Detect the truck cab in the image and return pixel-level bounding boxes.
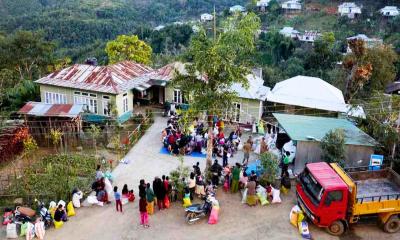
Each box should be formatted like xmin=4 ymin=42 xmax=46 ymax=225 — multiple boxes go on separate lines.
xmin=296 ymin=162 xmax=349 ymax=235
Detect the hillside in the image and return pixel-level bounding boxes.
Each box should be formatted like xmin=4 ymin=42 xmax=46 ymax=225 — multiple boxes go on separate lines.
xmin=0 ymin=0 xmax=246 ymax=62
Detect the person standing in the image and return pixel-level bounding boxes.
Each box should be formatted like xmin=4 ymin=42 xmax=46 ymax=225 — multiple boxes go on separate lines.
xmin=210 ymin=159 xmax=222 ymax=186
xmin=246 ymin=179 xmax=257 ymax=206
xmin=139 ymin=195 xmax=149 ymax=228
xmin=114 ymin=186 xmax=122 ymax=213
xmin=146 ymin=183 xmax=155 ymax=215
xmin=153 ymin=177 xmax=165 ymax=210
xmin=138 ymin=179 xmax=146 ymax=198
xmin=222 ymin=146 xmax=228 ymax=167
xmin=188 ymin=172 xmax=196 ymax=200
xmin=243 ymin=141 xmax=252 ymax=164
xmin=95 ymin=165 xmax=103 ymax=181
xmin=231 ymin=163 xmax=240 ymax=193
xmin=260 ymin=137 xmax=268 ymax=154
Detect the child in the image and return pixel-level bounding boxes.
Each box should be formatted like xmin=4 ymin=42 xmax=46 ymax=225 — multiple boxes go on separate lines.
xmin=139 ymin=196 xmax=149 ymax=228
xmin=114 ymin=186 xmax=122 ymax=212
xmin=128 ymin=190 xmax=135 ymax=202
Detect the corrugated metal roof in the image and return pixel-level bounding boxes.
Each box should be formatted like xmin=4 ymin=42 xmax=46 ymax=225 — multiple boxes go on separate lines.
xmin=35 ymin=61 xmax=153 ymax=94
xmin=18 ymin=102 xmax=85 ymax=118
xmin=273 ymin=113 xmax=377 ymax=146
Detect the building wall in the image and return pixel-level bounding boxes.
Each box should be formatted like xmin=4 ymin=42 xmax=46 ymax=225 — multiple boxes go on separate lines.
xmin=294 ymin=141 xmax=374 ymax=174
xmin=115 ymin=90 xmax=134 ymax=116
xmin=165 ymin=85 xmax=263 ymax=124
xmin=39 ymin=84 xmax=120 ymax=116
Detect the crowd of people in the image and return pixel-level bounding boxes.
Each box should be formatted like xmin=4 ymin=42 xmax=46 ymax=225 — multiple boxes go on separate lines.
xmin=161 ymin=113 xmax=244 ymax=160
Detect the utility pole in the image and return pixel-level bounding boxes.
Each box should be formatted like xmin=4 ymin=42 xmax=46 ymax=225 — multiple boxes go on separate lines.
xmin=213 ymin=5 xmax=217 ymax=41
xmin=391 ymin=110 xmax=400 ymax=169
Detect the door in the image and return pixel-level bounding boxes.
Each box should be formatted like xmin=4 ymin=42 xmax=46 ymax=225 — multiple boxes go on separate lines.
xmin=233 ymin=102 xmax=241 ymax=122
xmin=320 ymin=190 xmax=347 ymax=226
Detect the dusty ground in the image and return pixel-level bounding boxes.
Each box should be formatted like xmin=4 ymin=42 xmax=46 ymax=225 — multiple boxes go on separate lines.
xmin=1 ymin=115 xmax=399 ymax=239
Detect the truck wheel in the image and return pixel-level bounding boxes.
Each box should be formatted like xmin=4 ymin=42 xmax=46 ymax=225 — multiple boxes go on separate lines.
xmin=384 ymin=216 xmax=400 ymax=233
xmin=327 ymin=221 xmax=345 ymax=236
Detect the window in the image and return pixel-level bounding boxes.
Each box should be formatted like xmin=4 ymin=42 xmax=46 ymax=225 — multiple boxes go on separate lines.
xmin=173 ymin=89 xmax=182 ymax=104
xmin=123 ymin=95 xmax=128 ymax=113
xmin=45 ymin=92 xmax=67 ymax=104
xmin=102 ymin=96 xmax=111 ymax=116
xmin=74 ymin=91 xmax=98 ymax=114
xmin=327 ymin=191 xmax=343 ymax=202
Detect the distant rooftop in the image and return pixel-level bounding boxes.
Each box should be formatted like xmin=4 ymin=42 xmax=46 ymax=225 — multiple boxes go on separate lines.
xmin=273 ymin=113 xmax=377 ymax=146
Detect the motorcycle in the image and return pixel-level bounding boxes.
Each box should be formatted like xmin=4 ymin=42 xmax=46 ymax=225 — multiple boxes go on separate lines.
xmin=184 ymin=194 xmax=215 ymax=224
xmin=36 ymin=199 xmax=52 ymax=229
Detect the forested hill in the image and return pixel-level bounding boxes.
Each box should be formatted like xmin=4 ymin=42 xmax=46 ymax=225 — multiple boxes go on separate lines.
xmin=0 ymin=0 xmax=245 ymax=60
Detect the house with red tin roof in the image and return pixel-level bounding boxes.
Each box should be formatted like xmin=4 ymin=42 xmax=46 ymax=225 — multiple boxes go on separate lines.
xmin=35 ymin=61 xmax=153 ymax=122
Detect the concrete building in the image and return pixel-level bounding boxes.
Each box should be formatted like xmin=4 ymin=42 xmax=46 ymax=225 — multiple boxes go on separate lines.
xmin=279 ymin=27 xmax=300 ymax=39
xmin=281 ymin=0 xmax=302 ymax=13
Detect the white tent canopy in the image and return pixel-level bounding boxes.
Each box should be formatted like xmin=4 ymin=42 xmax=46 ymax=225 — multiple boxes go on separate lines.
xmin=267 ymin=75 xmax=348 ymax=112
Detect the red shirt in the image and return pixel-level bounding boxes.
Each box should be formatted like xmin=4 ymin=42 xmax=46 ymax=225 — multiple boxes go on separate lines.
xmin=139 ymin=198 xmax=147 ymax=212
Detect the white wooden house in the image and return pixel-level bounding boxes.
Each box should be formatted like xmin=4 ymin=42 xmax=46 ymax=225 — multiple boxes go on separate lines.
xmin=338 ymin=2 xmax=362 ymax=19
xmin=346 ymin=34 xmax=383 ymax=54
xmin=279 ymin=27 xmax=300 ymax=39
xmin=299 ymin=31 xmax=321 ymax=43
xmin=200 ymin=13 xmax=213 ymax=22
xmin=257 ymin=0 xmax=271 ymax=11
xmin=379 ymin=6 xmax=399 ymax=17
xmin=281 ymin=0 xmax=302 ymax=13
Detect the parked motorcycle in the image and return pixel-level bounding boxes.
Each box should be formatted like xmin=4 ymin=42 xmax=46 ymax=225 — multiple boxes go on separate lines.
xmin=185 ymin=194 xmax=215 ymax=224
xmin=36 ymin=199 xmax=52 ymax=229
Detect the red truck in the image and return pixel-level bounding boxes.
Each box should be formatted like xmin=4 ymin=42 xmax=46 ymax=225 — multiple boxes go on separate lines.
xmin=296 ymin=162 xmax=400 ymax=236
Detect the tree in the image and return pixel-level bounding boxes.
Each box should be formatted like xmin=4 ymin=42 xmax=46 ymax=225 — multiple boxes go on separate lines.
xmin=105 ymin=35 xmax=152 ymax=64
xmin=357 ymin=92 xmax=400 ymax=166
xmin=22 ymin=135 xmax=38 ymax=165
xmin=49 ymin=128 xmax=63 ymax=153
xmin=320 ymin=129 xmax=346 ymax=167
xmin=260 ymin=152 xmax=279 ymax=183
xmin=173 ymin=13 xmax=261 ymax=166
xmin=0 ymin=31 xmax=55 ymax=80
xmin=363 ymin=45 xmax=398 ymax=94
xmin=88 ymin=124 xmax=101 ymax=155
xmin=343 ymin=39 xmax=373 ymax=102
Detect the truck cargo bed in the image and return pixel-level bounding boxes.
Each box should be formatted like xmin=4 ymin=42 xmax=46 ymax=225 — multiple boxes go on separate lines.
xmin=349 ymin=169 xmax=400 ymax=202
xmin=355 ymin=179 xmax=400 ymax=201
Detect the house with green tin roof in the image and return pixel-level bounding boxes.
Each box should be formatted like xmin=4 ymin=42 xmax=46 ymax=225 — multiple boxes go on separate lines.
xmin=273 ymin=113 xmax=377 ymax=174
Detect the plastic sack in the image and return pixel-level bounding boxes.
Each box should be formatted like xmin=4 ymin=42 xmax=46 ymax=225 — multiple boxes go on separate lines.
xmin=208 ymin=207 xmax=219 ymax=224
xmin=6 ymin=223 xmax=18 ymax=239
xmin=2 ymin=211 xmax=13 ymax=225
xmin=281 ymin=186 xmax=289 ymax=194
xmin=87 ymin=195 xmax=100 ymax=205
xmin=67 ymin=201 xmax=75 ymax=217
xmin=72 ymin=191 xmax=83 ymax=208
xmin=104 ymin=178 xmax=113 ymax=198
xmin=57 ymin=200 xmax=66 ymax=208
xmin=256 ymin=192 xmax=269 ymax=206
xmin=54 ymin=221 xmax=63 ymax=229
xmin=34 ymin=221 xmax=45 ymax=240
xmin=164 ymin=196 xmax=170 ymax=209
xmin=241 ymin=188 xmax=248 ymax=204
xmin=271 ymin=188 xmax=282 ymax=203
xmin=26 ymin=222 xmax=35 ymax=240
xmin=121 ymin=197 xmax=129 ymax=205
xmin=182 ymin=197 xmax=192 ymax=208
xmin=20 ymin=222 xmax=28 ymax=236
xmin=104 ymin=171 xmax=114 ymax=182
xmin=289 ymin=205 xmax=301 ymax=227
xmin=238 ymin=143 xmax=243 ymax=151
xmin=298 ymin=220 xmax=311 ymax=239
